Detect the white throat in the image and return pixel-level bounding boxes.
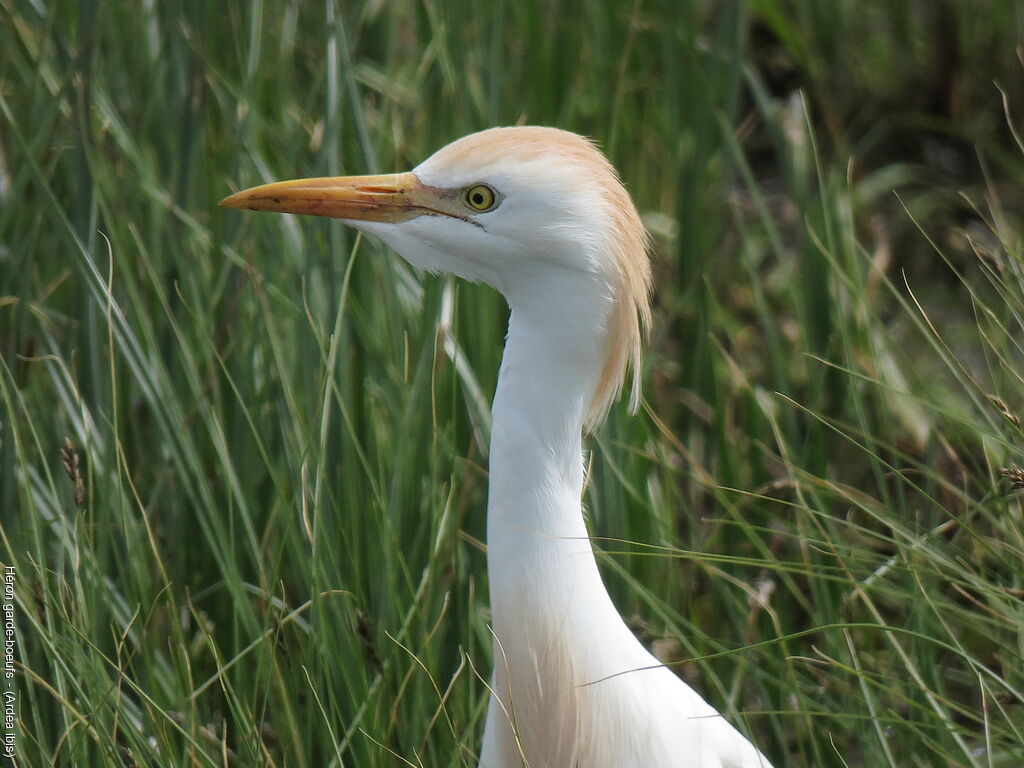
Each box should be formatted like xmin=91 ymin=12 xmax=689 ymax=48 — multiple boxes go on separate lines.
xmin=486 ymin=275 xmax=609 ymax=586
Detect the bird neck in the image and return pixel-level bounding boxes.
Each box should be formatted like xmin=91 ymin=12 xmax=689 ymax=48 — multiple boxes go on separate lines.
xmin=486 ymin=277 xmax=611 ymax=614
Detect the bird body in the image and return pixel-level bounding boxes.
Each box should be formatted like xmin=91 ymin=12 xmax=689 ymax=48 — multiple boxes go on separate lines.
xmin=223 ymin=126 xmax=774 ymax=768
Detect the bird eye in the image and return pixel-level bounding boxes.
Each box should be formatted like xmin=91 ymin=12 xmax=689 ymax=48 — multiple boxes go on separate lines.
xmin=462 ymin=184 xmax=498 ymax=212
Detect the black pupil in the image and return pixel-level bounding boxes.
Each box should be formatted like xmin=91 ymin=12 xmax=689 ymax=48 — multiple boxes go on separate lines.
xmin=472 ymin=191 xmax=485 ymax=206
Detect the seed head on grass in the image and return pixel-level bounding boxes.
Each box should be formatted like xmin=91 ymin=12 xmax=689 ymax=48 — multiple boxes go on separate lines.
xmin=998 ymin=465 xmax=1024 ymax=491
xmin=60 ymin=436 xmax=85 ymax=508
xmin=987 ymin=393 xmax=1021 ymax=429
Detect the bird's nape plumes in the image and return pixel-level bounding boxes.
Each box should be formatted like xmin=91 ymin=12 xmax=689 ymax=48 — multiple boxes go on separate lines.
xmin=584 ymin=148 xmax=652 ymax=429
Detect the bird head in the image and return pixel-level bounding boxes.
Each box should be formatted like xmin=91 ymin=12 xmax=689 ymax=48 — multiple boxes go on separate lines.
xmin=221 ymin=126 xmax=651 ymax=425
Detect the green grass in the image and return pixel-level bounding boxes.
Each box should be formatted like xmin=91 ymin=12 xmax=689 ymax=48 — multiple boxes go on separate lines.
xmin=2 ymin=1 xmax=1023 ymax=766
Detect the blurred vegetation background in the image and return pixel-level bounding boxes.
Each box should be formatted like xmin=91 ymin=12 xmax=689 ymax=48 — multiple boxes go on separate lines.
xmin=2 ymin=1 xmax=1023 ymax=766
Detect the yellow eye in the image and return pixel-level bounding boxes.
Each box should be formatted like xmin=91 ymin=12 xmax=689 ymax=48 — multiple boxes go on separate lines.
xmin=462 ymin=184 xmax=498 ymax=212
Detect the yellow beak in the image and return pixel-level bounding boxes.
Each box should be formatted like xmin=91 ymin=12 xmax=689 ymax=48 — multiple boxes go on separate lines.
xmin=219 ymin=172 xmax=434 ymax=222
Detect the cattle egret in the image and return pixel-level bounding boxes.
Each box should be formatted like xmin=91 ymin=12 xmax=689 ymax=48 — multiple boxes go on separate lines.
xmin=222 ymin=126 xmax=774 ymax=768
